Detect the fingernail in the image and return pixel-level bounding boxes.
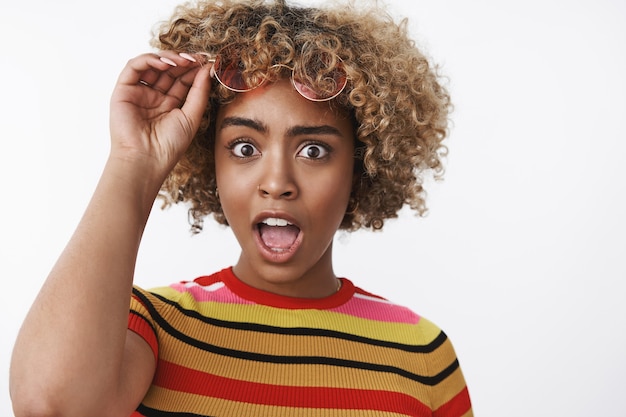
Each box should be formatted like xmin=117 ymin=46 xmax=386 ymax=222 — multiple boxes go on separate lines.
xmin=179 ymin=52 xmax=197 ymax=63
xmin=160 ymin=57 xmax=178 ymax=67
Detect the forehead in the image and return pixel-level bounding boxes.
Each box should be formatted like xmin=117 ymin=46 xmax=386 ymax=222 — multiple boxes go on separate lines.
xmin=215 ymin=79 xmax=354 ymax=135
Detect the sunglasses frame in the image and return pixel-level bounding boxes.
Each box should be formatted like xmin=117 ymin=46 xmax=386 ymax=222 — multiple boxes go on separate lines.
xmin=201 ymin=52 xmax=348 ymax=102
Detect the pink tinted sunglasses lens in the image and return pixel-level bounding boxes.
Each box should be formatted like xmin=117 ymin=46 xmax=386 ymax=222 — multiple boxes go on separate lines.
xmin=214 ymin=55 xmax=347 ymax=101
xmin=213 ymin=55 xmax=252 ymax=92
xmin=292 ymin=69 xmax=347 ymax=101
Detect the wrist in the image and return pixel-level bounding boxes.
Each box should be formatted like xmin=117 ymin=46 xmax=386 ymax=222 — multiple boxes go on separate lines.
xmin=100 ymin=154 xmax=170 ymax=214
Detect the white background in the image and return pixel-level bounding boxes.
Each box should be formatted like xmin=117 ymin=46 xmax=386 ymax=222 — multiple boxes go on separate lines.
xmin=1 ymin=0 xmax=625 ymax=415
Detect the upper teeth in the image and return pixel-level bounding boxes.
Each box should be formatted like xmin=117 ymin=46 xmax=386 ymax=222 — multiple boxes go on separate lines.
xmin=262 ymin=218 xmax=291 ymax=226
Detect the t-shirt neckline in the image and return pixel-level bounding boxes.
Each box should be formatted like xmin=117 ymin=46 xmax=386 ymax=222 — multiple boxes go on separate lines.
xmin=219 ymin=267 xmax=355 ymax=310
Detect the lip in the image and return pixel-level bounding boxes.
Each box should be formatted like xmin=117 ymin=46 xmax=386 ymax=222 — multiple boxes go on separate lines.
xmin=252 ymin=210 xmax=303 ymax=263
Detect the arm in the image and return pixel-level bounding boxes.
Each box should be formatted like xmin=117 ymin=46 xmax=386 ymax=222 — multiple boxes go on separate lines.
xmin=9 ymin=51 xmax=212 ymax=417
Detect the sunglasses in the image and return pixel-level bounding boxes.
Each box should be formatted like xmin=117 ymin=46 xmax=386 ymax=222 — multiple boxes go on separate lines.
xmin=201 ymin=52 xmax=348 ymax=102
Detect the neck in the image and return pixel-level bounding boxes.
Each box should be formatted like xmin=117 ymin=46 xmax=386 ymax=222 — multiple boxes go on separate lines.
xmin=232 ymin=246 xmax=339 ymax=298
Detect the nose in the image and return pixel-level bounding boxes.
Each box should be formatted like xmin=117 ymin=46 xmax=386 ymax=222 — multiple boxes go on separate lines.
xmin=257 ymin=154 xmax=298 ymax=199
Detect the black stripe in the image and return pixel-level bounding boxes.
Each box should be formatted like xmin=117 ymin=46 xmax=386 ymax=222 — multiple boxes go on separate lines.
xmin=136 ymin=403 xmax=213 ymax=417
xmin=133 ymin=288 xmax=446 ymax=353
xmin=129 ymin=309 xmax=159 ymax=340
xmin=132 ymin=289 xmax=458 ymax=386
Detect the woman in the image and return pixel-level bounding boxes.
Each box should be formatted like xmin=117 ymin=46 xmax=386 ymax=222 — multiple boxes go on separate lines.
xmin=10 ymin=0 xmax=472 ymax=415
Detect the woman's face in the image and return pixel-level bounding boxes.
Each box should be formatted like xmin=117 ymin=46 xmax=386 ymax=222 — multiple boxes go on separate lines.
xmin=214 ymin=79 xmax=355 ymax=298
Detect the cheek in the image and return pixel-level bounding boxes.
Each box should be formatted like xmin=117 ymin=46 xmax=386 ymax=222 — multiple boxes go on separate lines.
xmin=215 ymin=165 xmax=252 ymax=224
xmin=214 ymin=148 xmax=255 ymax=195
xmin=308 ymin=167 xmax=353 ymax=214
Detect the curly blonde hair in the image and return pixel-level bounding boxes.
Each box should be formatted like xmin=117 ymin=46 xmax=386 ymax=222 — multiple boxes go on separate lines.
xmin=154 ymin=0 xmax=451 ymax=232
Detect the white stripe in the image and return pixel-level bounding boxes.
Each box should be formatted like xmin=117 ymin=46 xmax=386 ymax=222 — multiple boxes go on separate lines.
xmin=353 ymin=292 xmax=395 ymax=305
xmin=183 ymin=281 xmax=225 ymax=292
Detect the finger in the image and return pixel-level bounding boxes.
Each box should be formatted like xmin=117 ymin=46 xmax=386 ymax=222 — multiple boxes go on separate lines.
xmin=148 ymin=68 xmax=178 ymax=96
xmin=162 ymin=67 xmax=200 ymax=103
xmin=142 ymin=70 xmax=197 ymax=106
xmin=117 ymin=51 xmax=199 ymax=90
xmin=182 ymin=52 xmax=217 ymax=66
xmin=116 ymin=53 xmax=173 ymax=86
xmin=179 ymin=64 xmax=213 ymax=131
xmin=158 ymin=50 xmax=200 ymax=69
xmin=143 ymin=51 xmax=207 ymax=96
xmin=137 ymin=70 xmax=160 ymax=88
xmin=144 ymin=61 xmax=203 ymax=103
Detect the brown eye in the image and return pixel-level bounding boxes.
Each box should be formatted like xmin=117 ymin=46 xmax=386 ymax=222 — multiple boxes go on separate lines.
xmin=231 ymin=142 xmax=259 ymax=158
xmin=241 ymin=144 xmax=254 ymax=156
xmin=298 ymin=143 xmax=329 ymax=159
xmin=307 ymin=146 xmax=321 ymax=158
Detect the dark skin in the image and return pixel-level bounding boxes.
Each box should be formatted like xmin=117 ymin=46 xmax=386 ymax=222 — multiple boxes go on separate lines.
xmin=10 ymin=51 xmax=212 ymax=417
xmin=11 ymin=47 xmax=358 ymax=416
xmin=214 ymin=79 xmax=355 ymax=298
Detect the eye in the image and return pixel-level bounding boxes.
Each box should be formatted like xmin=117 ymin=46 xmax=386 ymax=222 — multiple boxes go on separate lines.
xmin=298 ymin=143 xmax=330 ymax=160
xmin=230 ymin=141 xmax=260 ymax=158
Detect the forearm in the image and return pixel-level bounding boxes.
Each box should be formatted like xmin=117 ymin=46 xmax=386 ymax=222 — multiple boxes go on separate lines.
xmin=10 ymin=50 xmax=211 ymax=416
xmin=10 ymin=156 xmax=164 ymax=415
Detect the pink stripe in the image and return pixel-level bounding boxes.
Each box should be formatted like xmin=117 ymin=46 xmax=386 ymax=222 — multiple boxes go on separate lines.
xmin=169 ymin=282 xmax=256 ymax=305
xmin=169 ymin=282 xmax=419 ymax=324
xmin=330 ymin=294 xmax=420 ymax=324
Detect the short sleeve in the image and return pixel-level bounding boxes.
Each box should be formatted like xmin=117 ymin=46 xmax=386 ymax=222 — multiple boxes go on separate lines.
xmin=428 ymin=327 xmax=473 ymax=417
xmin=128 ymin=286 xmax=159 ymax=362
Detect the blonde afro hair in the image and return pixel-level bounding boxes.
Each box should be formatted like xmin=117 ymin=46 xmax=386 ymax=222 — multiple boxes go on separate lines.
xmin=155 ymin=0 xmax=451 ymax=232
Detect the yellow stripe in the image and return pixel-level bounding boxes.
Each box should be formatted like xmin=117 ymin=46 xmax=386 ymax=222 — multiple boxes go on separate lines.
xmin=158 ymin=341 xmax=433 ymax=396
xmin=430 ymin=367 xmax=470 ymax=410
xmin=132 ymin=287 xmax=470 ymax=416
xmin=145 ymin=287 xmax=442 ymax=345
xmin=155 ymin=320 xmax=456 ymax=377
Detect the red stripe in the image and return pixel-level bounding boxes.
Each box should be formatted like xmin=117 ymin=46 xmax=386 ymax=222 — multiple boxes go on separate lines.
xmin=433 ymin=386 xmax=472 ymax=417
xmin=214 ymin=267 xmax=355 ymax=310
xmin=128 ymin=311 xmax=158 ymax=361
xmin=155 ymin=359 xmax=432 ymax=415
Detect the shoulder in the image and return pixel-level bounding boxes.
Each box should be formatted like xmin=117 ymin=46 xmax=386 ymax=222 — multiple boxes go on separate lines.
xmin=131 ymin=268 xmax=231 ymax=308
xmin=337 ymin=283 xmax=450 ymax=348
xmin=350 ymin=284 xmax=442 ymax=331
xmin=350 ymin=287 xmax=472 ymax=412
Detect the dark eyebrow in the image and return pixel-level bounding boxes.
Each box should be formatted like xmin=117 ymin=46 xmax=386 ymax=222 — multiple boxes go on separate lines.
xmin=219 ymin=116 xmax=268 ymax=133
xmin=286 ymin=125 xmax=343 ymax=138
xmin=219 ymin=116 xmax=343 ymax=138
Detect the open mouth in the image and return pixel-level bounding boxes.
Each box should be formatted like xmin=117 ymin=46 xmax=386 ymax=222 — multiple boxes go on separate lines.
xmin=257 ymin=217 xmax=301 ymax=252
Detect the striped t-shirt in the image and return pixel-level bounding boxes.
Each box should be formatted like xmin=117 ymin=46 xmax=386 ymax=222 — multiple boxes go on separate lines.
xmin=128 ymin=267 xmax=472 ymax=416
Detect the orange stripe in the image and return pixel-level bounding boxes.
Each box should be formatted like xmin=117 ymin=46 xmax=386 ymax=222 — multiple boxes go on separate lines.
xmin=137 ymin=387 xmax=429 ymax=417
xmin=154 ymin=359 xmax=432 ymax=415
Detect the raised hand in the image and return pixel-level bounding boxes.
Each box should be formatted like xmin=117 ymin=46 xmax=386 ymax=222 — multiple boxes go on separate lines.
xmin=10 ymin=52 xmax=215 ymax=417
xmin=109 ymin=51 xmax=212 ymax=178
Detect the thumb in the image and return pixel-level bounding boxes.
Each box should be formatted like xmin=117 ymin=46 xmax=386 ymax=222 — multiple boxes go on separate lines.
xmin=180 ymin=64 xmax=213 ymax=133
